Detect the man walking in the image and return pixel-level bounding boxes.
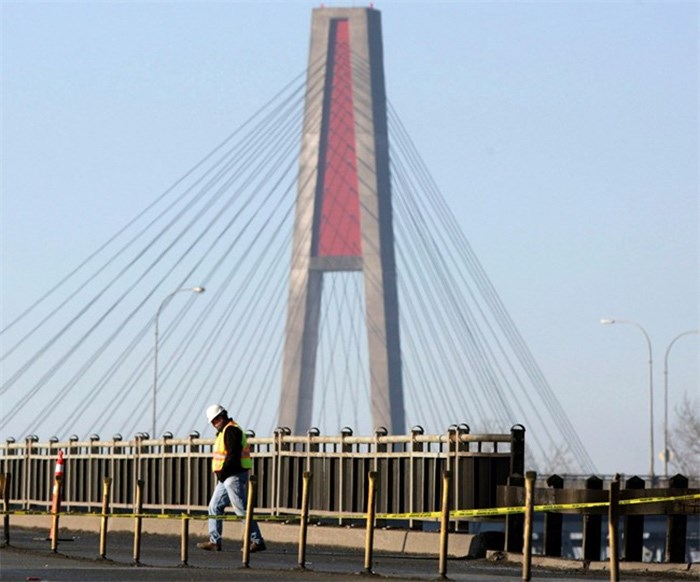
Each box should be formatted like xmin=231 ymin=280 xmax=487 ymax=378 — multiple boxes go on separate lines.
xmin=197 ymin=404 xmax=266 ymax=552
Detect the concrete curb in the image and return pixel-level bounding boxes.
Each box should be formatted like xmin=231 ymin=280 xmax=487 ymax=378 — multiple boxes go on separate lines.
xmin=486 ymin=550 xmax=700 ymax=578
xmin=7 ymin=514 xmax=479 ymax=558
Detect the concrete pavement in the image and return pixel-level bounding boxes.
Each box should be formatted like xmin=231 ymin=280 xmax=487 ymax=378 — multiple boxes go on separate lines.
xmin=2 ymin=523 xmax=699 ymax=582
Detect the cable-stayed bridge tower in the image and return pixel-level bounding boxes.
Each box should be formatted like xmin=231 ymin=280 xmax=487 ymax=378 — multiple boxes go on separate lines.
xmin=1 ymin=5 xmax=598 ymax=474
xmin=279 ymin=7 xmax=404 ymax=435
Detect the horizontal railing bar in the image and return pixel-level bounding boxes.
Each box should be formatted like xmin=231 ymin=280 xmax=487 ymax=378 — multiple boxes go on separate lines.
xmin=1 ymin=432 xmax=513 ymax=451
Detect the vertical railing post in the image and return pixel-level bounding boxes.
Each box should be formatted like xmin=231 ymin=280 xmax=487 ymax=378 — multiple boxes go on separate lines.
xmin=272 ymin=428 xmax=285 ymax=517
xmin=582 ymin=475 xmax=603 ymax=561
xmin=505 ymin=474 xmax=524 ymax=553
xmin=47 ymin=438 xmax=58 ymax=512
xmin=623 ymin=476 xmax=645 ymax=562
xmin=66 ymin=435 xmax=80 ymax=512
xmin=134 ymin=435 xmax=142 ymax=508
xmin=454 ymin=424 xmax=470 ymax=533
xmin=306 ymin=428 xmax=319 ymax=473
xmin=339 ymin=427 xmax=353 ymax=524
xmin=665 ymin=474 xmax=688 ymax=563
xmin=186 ymin=431 xmax=198 ymax=514
xmin=409 ymin=425 xmax=424 ymax=531
xmin=88 ymin=434 xmax=100 ymax=512
xmin=1 ymin=473 xmax=10 ymax=546
xmin=160 ymin=434 xmax=171 ymax=514
xmin=23 ymin=436 xmax=36 ymax=511
xmin=544 ymin=474 xmax=563 ymax=557
xmin=374 ymin=427 xmax=388 ymax=524
xmin=509 ymin=425 xmax=526 ymax=477
xmin=446 ymin=425 xmax=457 ymax=473
xmin=110 ymin=435 xmax=122 ymax=510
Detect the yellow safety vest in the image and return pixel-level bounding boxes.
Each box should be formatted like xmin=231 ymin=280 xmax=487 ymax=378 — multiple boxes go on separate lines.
xmin=212 ymin=420 xmax=252 ymax=472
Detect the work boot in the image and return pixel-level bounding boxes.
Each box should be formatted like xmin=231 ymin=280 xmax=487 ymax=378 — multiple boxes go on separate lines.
xmin=196 ymin=541 xmax=221 ymax=551
xmin=249 ymin=541 xmax=267 ymax=553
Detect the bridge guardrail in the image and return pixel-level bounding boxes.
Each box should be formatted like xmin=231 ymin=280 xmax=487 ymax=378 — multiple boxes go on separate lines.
xmin=0 ymin=425 xmax=522 ymax=524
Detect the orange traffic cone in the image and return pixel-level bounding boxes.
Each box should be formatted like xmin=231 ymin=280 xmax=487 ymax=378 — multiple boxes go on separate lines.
xmin=54 ymin=450 xmax=65 ymax=479
xmin=48 ymin=450 xmax=64 ymax=545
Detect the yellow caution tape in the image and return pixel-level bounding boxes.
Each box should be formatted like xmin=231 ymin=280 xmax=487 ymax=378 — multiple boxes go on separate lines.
xmin=3 ymin=493 xmax=698 ymax=521
xmin=2 ymin=509 xmax=290 ymax=522
xmin=379 ymin=492 xmax=700 ymax=520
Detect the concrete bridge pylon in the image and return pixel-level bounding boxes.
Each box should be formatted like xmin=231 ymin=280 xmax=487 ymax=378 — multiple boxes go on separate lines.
xmin=279 ymin=7 xmax=405 ymax=435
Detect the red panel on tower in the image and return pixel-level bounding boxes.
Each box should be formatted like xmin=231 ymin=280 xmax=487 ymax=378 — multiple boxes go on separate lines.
xmin=317 ymin=19 xmax=362 ymax=257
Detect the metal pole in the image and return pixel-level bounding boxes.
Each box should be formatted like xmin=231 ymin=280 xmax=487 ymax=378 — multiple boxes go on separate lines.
xmin=180 ymin=516 xmax=189 ymax=566
xmin=663 ymin=330 xmax=699 ymax=479
xmin=242 ymin=474 xmax=257 ymax=568
xmin=152 ymin=312 xmax=159 ymax=440
xmin=152 ymin=287 xmax=205 ymax=438
xmin=608 ymin=474 xmax=620 ymax=582
xmin=133 ymin=479 xmax=144 ymax=564
xmin=364 ymin=471 xmax=378 ymax=574
xmin=601 ymin=319 xmax=655 ymax=479
xmin=298 ymin=471 xmax=312 ymax=569
xmin=522 ymin=471 xmax=536 ymax=582
xmin=438 ymin=470 xmax=451 ymax=579
xmin=99 ymin=477 xmax=112 ymax=559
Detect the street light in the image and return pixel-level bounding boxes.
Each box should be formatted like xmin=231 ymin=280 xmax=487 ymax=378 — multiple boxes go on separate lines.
xmin=153 ymin=286 xmax=205 ymax=438
xmin=600 ymin=318 xmax=655 ymax=480
xmin=663 ymin=329 xmax=699 ymax=478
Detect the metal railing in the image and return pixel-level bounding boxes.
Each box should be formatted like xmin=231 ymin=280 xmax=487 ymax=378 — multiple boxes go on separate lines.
xmin=0 ymin=425 xmax=524 ymax=521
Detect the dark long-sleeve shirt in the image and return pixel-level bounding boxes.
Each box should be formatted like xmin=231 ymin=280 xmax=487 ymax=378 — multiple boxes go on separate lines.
xmin=217 ymin=421 xmax=246 ymax=482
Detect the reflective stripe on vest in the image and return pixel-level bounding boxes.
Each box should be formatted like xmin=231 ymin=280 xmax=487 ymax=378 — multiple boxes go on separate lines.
xmin=212 ymin=421 xmax=253 ymax=472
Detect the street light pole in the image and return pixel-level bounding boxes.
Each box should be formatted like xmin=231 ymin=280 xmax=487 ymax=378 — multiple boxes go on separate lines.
xmin=663 ymin=329 xmax=699 ymax=478
xmin=153 ymin=286 xmax=205 ymax=438
xmin=600 ymin=318 xmax=655 ymax=480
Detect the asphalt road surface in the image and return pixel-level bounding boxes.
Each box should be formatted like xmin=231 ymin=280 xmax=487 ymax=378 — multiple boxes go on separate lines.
xmin=0 ymin=527 xmax=694 ymax=581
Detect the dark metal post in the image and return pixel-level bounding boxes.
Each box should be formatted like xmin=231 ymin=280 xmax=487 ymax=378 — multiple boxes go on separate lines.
xmin=505 ymin=474 xmax=524 ymax=553
xmin=455 ymin=423 xmax=470 ymax=534
xmin=409 ymin=425 xmax=424 ymax=531
xmin=510 ymin=425 xmax=526 ymax=476
xmin=623 ymin=476 xmax=645 ymax=562
xmin=505 ymin=426 xmax=525 ymax=554
xmin=665 ymin=474 xmax=688 ymax=563
xmin=2 ymin=473 xmax=10 ymax=546
xmin=544 ymin=474 xmax=563 ymax=557
xmin=582 ymin=476 xmax=603 ymax=561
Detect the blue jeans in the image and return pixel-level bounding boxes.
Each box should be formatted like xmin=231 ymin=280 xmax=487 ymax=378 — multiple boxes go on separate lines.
xmin=207 ymin=471 xmax=263 ymax=546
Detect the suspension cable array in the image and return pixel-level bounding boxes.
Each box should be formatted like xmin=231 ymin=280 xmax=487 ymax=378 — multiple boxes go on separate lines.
xmin=0 ymin=49 xmax=595 ymax=474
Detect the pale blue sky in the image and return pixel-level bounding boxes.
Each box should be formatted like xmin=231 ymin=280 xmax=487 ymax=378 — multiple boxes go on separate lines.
xmin=1 ymin=1 xmax=698 ymax=476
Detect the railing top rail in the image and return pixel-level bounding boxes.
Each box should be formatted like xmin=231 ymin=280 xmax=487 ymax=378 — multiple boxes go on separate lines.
xmin=0 ymin=431 xmax=514 ymax=452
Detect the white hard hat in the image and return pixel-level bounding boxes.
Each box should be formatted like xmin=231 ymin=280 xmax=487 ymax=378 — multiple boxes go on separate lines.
xmin=206 ymin=404 xmax=226 ymax=423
